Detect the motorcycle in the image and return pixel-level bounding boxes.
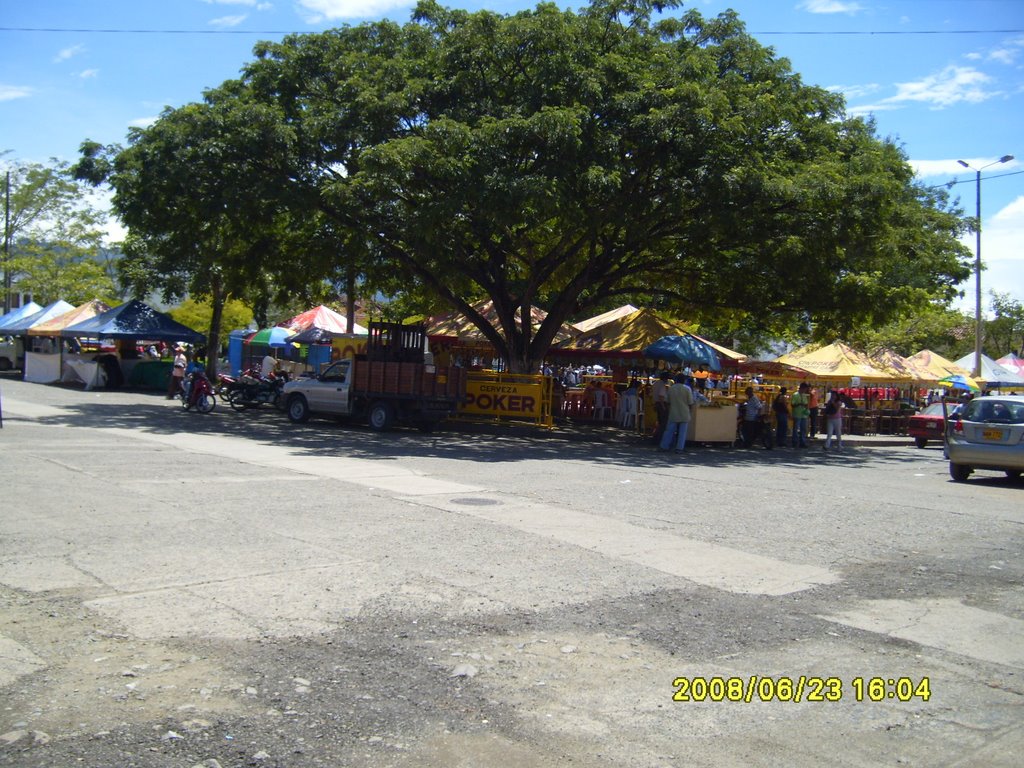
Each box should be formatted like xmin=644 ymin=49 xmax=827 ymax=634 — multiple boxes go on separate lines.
xmin=226 ymin=371 xmax=289 ymax=412
xmin=181 ymin=370 xmax=217 ymax=413
xmin=216 ymin=371 xmax=241 ymax=399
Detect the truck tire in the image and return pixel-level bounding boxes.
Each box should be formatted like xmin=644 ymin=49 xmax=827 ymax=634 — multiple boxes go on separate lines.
xmin=0 ymin=357 xmax=11 ymax=372
xmin=368 ymin=401 xmax=395 ymax=431
xmin=287 ymin=394 xmax=311 ymax=423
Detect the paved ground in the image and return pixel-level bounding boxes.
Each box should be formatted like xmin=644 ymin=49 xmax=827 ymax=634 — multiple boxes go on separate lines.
xmin=0 ymin=375 xmax=1022 ymax=767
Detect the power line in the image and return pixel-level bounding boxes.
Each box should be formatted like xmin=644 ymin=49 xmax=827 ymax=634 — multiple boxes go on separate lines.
xmin=0 ymin=25 xmax=1022 ymax=36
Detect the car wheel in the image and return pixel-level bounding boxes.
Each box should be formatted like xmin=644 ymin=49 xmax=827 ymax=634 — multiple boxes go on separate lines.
xmin=368 ymin=401 xmax=395 ymax=431
xmin=949 ymin=463 xmax=972 ymax=482
xmin=287 ymin=394 xmax=310 ymax=423
xmin=1005 ymin=470 xmax=1022 ymax=480
xmin=914 ymin=437 xmax=927 ymax=448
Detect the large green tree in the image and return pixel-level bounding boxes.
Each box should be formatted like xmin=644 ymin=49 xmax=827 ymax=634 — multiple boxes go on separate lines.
xmin=239 ymin=0 xmax=969 ymax=370
xmin=77 ymin=0 xmax=971 ymax=372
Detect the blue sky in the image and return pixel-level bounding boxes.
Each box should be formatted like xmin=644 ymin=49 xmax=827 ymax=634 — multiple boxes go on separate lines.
xmin=2 ymin=0 xmax=1022 ymax=313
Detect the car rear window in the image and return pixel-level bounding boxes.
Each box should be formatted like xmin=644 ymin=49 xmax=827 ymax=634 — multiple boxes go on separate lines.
xmin=962 ymin=400 xmax=1024 ymax=424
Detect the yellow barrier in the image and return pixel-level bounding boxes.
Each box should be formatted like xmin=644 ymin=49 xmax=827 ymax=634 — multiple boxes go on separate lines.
xmin=457 ymin=371 xmax=554 ymax=428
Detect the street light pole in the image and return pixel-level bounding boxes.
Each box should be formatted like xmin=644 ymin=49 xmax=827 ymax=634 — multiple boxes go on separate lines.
xmin=957 ymin=155 xmax=1014 ymax=379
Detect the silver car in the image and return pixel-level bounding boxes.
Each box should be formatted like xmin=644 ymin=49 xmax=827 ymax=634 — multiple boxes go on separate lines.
xmin=946 ymin=395 xmax=1024 ymax=482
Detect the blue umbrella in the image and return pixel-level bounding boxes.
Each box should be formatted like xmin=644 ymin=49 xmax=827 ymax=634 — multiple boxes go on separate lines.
xmin=642 ymin=335 xmax=722 ymax=371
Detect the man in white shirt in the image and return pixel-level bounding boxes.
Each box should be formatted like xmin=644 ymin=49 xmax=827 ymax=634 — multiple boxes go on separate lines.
xmin=261 ymin=354 xmax=278 ymax=380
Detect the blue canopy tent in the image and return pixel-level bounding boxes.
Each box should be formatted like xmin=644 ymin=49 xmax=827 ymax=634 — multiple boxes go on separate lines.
xmin=61 ymin=299 xmax=204 ymax=344
xmin=59 ymin=300 xmax=205 ymax=390
xmin=642 ymin=335 xmax=722 ymax=372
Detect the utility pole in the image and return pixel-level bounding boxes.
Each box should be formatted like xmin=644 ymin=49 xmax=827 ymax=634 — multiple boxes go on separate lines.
xmin=3 ymin=170 xmax=10 ymax=315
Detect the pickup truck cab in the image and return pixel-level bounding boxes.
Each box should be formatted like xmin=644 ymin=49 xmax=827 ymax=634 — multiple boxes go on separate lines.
xmin=284 ymin=359 xmax=355 ymax=422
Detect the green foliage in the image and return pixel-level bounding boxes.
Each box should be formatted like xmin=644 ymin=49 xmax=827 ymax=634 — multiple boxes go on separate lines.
xmin=169 ymin=297 xmax=254 ymax=336
xmin=986 ymin=293 xmax=1024 ymax=356
xmin=74 ymin=1 xmax=973 ymax=372
xmin=847 ymin=303 xmax=975 ymax=360
xmin=8 ymin=244 xmax=115 ymax=306
xmin=2 ymin=157 xmax=116 ymax=309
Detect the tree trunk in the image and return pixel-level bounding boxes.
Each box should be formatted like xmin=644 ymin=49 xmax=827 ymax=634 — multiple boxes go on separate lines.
xmin=345 ymin=266 xmax=356 ymax=332
xmin=205 ymin=272 xmax=225 ymax=379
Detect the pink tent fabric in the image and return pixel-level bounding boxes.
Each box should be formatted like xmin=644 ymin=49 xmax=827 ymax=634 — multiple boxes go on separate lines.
xmin=996 ymin=352 xmax=1024 ymax=377
xmin=285 ymin=305 xmax=367 ymax=335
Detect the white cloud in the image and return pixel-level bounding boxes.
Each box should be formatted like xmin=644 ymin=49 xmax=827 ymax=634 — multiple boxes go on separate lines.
xmin=210 ymin=14 xmax=248 ymax=27
xmin=77 ymin=69 xmax=100 ymax=79
xmin=827 ymin=83 xmax=881 ymax=100
xmin=952 ymin=195 xmax=1024 ymax=314
xmin=296 ymin=0 xmax=413 ymax=23
xmin=883 ymin=65 xmax=999 ymax=109
xmin=129 ymin=116 xmax=160 ymax=129
xmin=797 ymin=0 xmax=864 ymax=14
xmin=54 ymin=44 xmax=86 ymax=63
xmin=0 ymin=84 xmax=32 ymax=101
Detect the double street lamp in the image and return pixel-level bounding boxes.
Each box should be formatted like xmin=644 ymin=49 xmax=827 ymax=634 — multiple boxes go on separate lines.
xmin=957 ymin=155 xmax=1014 ymax=379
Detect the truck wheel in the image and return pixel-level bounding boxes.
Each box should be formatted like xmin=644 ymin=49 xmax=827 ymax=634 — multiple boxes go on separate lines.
xmin=287 ymin=394 xmax=311 ymax=423
xmin=0 ymin=357 xmax=11 ymax=372
xmin=368 ymin=401 xmax=395 ymax=431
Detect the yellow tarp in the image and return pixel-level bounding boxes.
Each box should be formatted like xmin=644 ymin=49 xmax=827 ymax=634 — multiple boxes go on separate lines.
xmin=905 ymin=349 xmax=973 ymax=382
xmin=572 ymin=304 xmax=640 ymax=334
xmin=26 ymin=299 xmax=111 ymax=336
xmin=427 ymin=299 xmax=576 ymax=344
xmin=775 ymin=341 xmax=907 ymax=381
xmin=558 ymin=308 xmax=691 ymax=352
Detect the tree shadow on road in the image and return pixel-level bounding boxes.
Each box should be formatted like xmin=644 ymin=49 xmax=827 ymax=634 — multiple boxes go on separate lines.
xmin=9 ymin=382 xmax=971 ymax=477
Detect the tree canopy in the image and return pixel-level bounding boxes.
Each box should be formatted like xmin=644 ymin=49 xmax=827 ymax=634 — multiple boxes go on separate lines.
xmin=76 ymin=0 xmax=971 ymax=372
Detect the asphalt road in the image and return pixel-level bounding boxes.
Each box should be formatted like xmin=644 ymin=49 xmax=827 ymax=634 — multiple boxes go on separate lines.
xmin=1 ymin=376 xmax=1022 ymax=767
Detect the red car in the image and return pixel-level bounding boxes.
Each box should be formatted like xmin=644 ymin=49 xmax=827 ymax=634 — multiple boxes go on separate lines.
xmin=908 ymin=402 xmax=951 ymax=448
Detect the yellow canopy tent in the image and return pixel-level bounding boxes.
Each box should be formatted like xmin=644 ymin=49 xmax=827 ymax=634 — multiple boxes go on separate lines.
xmin=905 ymin=349 xmax=973 ymax=382
xmin=427 ymin=299 xmax=577 ymax=344
xmin=775 ymin=341 xmax=908 ymax=382
xmin=572 ymin=304 xmax=640 ymax=334
xmin=865 ymin=348 xmax=938 ymax=383
xmin=557 ymin=307 xmax=691 ymax=353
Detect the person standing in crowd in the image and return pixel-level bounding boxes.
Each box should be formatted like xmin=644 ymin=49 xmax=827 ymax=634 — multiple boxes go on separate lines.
xmin=790 ymin=382 xmax=810 ymax=448
xmin=659 ymin=374 xmax=695 ymax=453
xmin=807 ymin=386 xmax=820 ymax=438
xmin=740 ymin=386 xmax=764 ymax=449
xmin=772 ymin=387 xmax=790 ymax=447
xmin=651 ymin=371 xmax=671 ymax=444
xmin=824 ymin=390 xmax=844 ymax=451
xmin=166 ymin=345 xmax=187 ymax=399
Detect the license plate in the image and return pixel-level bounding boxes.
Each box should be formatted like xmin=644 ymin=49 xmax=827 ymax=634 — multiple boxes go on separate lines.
xmin=982 ymin=428 xmax=1004 ymax=441
xmin=927 ymin=422 xmax=940 ymax=430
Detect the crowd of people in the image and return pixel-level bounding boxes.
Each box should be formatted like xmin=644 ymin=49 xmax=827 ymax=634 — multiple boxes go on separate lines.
xmin=739 ymin=382 xmax=850 ymax=451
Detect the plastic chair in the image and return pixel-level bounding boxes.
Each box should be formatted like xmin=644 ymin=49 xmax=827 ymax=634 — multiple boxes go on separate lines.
xmin=620 ymin=393 xmax=643 ymax=429
xmin=592 ymin=388 xmax=613 ymax=420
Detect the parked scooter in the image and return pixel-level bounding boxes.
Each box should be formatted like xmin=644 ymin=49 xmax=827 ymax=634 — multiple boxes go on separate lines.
xmin=181 ymin=370 xmax=217 ymax=413
xmin=227 ymin=371 xmax=289 ymax=412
